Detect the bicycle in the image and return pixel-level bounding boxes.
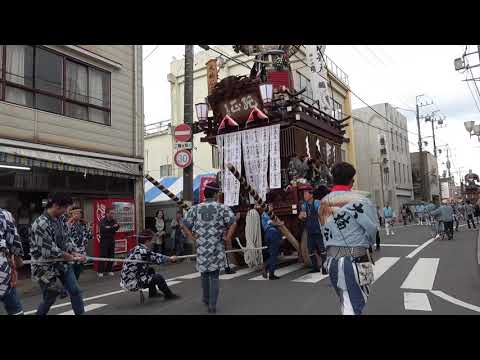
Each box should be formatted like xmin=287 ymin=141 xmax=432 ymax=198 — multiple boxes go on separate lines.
xmin=430 ymin=219 xmax=447 ymax=241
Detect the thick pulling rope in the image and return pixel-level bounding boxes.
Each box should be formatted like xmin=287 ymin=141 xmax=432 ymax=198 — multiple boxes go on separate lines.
xmin=243 ymin=210 xmax=264 ymax=267
xmin=226 ymin=163 xmax=300 ymax=252
xmin=145 ymin=174 xmax=190 ymax=210
xmin=22 ymin=247 xmax=267 ymax=265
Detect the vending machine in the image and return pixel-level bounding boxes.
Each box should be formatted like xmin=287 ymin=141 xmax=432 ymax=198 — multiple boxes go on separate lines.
xmin=92 ymin=198 xmax=136 ymax=272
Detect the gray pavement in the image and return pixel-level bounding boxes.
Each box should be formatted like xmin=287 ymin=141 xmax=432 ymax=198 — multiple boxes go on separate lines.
xmin=4 ymin=222 xmax=480 ymax=315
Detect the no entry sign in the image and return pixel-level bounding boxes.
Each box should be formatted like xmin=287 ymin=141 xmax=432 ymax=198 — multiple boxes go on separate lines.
xmin=174 ymin=149 xmax=192 ymax=168
xmin=174 ymin=124 xmax=192 ymax=142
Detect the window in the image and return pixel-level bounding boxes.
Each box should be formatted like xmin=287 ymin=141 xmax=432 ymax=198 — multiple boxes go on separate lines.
xmin=395 ymin=131 xmax=399 ymax=152
xmin=295 ymin=71 xmax=313 ymax=105
xmin=159 ymin=165 xmax=172 ymax=177
xmin=333 ymin=100 xmax=343 ymax=120
xmin=403 ymin=164 xmax=406 ymax=184
xmin=0 ymin=45 xmax=111 ymax=125
xmin=391 ymin=128 xmax=394 ymax=150
xmin=393 ymin=160 xmax=397 ymax=183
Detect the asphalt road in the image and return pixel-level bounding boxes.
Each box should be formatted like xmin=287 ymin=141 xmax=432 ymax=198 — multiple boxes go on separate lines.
xmin=7 ymin=222 xmax=480 ymax=315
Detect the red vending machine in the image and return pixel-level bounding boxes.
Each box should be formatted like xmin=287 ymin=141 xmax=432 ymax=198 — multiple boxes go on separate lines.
xmin=92 ymin=198 xmax=136 ymax=272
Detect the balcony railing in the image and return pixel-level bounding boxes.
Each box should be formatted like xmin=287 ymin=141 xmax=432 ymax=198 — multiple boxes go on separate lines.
xmin=144 ymin=120 xmax=171 ymax=136
xmin=324 ymin=54 xmax=349 ymax=87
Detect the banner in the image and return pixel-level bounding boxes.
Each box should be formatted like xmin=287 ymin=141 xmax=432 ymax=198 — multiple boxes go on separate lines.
xmin=269 ymin=124 xmax=281 ymax=189
xmin=221 ymin=132 xmax=242 ymax=206
xmin=305 ymin=45 xmax=333 ymax=115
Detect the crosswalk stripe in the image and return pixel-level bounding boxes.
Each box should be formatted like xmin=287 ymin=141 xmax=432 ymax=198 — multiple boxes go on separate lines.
xmin=57 ymin=303 xmax=107 ymax=315
xmin=292 ymin=272 xmax=329 ymax=283
xmin=401 ymin=258 xmax=439 ymax=290
xmin=404 ymin=292 xmax=432 ymax=311
xmin=380 ymin=244 xmax=418 ymax=247
xmin=219 ymin=267 xmax=258 ymax=280
xmin=249 ymin=263 xmax=303 ymax=281
xmin=373 ymin=257 xmax=400 ymax=283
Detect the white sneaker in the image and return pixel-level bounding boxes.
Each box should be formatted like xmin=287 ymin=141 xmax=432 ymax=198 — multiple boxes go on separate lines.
xmin=97 ymin=273 xmax=104 ymax=278
xmin=108 ymin=272 xmax=115 ymax=276
xmin=391 ymin=232 xmax=395 ymax=235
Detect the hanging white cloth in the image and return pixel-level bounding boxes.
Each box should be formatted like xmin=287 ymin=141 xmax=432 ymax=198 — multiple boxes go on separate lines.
xmin=242 ymin=127 xmax=270 ymax=203
xmin=216 ymin=134 xmax=224 ymax=190
xmin=269 ymin=124 xmax=281 ymax=189
xmin=305 ymin=45 xmax=333 ymax=115
xmin=222 ymin=132 xmax=242 ymax=206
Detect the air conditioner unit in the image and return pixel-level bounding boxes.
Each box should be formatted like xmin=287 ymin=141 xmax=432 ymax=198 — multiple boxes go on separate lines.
xmin=454 ymin=57 xmax=465 ymax=71
xmin=383 ymin=167 xmax=389 ymax=174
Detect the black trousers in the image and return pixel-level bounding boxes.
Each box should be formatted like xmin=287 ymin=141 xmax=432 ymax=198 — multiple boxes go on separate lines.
xmin=443 ymin=221 xmax=454 ymax=239
xmin=99 ymin=239 xmax=115 ymax=273
xmin=467 ymin=215 xmax=477 ymax=229
xmin=146 ymin=268 xmax=172 ymax=297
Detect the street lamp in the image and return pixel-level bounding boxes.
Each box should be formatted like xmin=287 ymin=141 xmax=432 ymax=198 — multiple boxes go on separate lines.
xmin=259 ymin=83 xmax=273 ymax=105
xmin=195 ymin=103 xmax=209 ymax=121
xmin=464 ymin=121 xmax=476 ymax=136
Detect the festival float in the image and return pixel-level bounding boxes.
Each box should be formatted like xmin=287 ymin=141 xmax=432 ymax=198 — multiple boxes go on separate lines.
xmin=463 ymin=170 xmax=480 ymax=204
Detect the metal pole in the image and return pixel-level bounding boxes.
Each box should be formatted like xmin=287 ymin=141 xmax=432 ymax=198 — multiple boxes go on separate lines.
xmin=416 ymin=102 xmax=425 ymax=201
xmin=183 ymin=45 xmax=194 ymax=204
xmin=379 ymin=162 xmax=385 ymax=208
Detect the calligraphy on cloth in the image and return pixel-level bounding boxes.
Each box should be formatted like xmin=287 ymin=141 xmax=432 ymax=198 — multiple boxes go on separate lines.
xmin=269 ymin=124 xmax=281 ymax=189
xmin=305 ymin=45 xmax=333 ymax=115
xmin=220 ymin=132 xmax=242 ymax=206
xmin=242 ymin=127 xmax=270 ymax=203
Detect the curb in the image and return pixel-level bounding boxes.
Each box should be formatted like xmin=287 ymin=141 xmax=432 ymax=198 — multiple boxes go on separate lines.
xmin=477 ymin=230 xmax=480 ymax=269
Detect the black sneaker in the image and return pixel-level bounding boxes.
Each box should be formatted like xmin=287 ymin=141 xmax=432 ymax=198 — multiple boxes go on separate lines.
xmin=224 ymin=267 xmax=236 ymax=274
xmin=262 ymin=271 xmax=267 ymax=279
xmin=321 ymin=267 xmax=328 ymax=275
xmin=208 ymin=308 xmax=216 ymax=314
xmin=149 ymin=292 xmax=163 ymax=299
xmin=268 ymin=274 xmax=280 ymax=280
xmin=309 ymin=269 xmax=320 ymax=273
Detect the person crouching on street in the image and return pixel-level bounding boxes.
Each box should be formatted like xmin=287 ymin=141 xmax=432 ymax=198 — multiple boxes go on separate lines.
xmin=120 ymin=229 xmax=179 ymax=300
xmin=182 ymin=181 xmax=239 ymax=314
xmin=261 ymin=196 xmax=283 ymax=280
xmin=319 ymin=162 xmax=378 ymax=315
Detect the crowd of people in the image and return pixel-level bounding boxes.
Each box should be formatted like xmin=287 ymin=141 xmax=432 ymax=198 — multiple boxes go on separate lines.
xmin=2 ymin=158 xmax=479 ymax=316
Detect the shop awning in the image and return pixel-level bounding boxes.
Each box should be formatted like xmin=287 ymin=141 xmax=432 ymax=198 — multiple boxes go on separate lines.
xmin=0 ymin=145 xmax=141 ymax=179
xmin=145 ymin=172 xmax=216 ymax=204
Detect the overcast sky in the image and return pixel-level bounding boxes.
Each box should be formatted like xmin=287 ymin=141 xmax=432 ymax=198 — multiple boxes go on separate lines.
xmin=142 ymin=45 xmax=480 ymax=185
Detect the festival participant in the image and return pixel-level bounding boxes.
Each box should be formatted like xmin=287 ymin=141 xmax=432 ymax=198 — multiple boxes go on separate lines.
xmin=0 ymin=208 xmax=24 ymax=315
xmin=430 ymin=200 xmax=454 ymax=240
xmin=261 ymin=197 xmax=283 ymax=280
xmin=299 ymin=185 xmax=327 ymax=274
xmin=319 ymin=162 xmax=378 ymax=315
xmin=465 ymin=200 xmax=477 ymax=230
xmin=152 ymin=210 xmax=166 ymax=254
xmin=182 ymin=181 xmax=239 ymax=314
xmin=120 ymin=229 xmax=179 ymax=300
xmin=383 ymin=203 xmax=395 ymax=236
xmin=31 ymin=193 xmax=86 ymax=315
xmin=67 ymin=207 xmax=92 ymax=280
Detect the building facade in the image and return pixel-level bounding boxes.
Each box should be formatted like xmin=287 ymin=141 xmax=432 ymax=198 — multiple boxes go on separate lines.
xmin=411 ymin=151 xmax=440 ymax=203
xmin=145 ymin=46 xmax=354 ymax=181
xmin=0 ymin=45 xmax=144 ymax=255
xmin=352 ymin=103 xmax=413 ymax=213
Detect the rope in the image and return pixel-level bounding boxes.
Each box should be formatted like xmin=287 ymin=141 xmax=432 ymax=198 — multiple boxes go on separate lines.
xmin=22 ymin=247 xmax=267 ymax=265
xmin=242 ymin=209 xmax=264 ymax=268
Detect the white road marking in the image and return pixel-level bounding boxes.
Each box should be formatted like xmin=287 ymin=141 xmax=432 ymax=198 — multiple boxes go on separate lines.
xmin=430 ymin=290 xmax=480 ymax=313
xmin=219 ymin=267 xmax=258 ymax=280
xmin=292 ymin=272 xmax=329 ymax=283
xmin=373 ymin=257 xmax=400 ymax=283
xmin=380 ymin=244 xmax=418 ymax=247
xmin=24 ymin=279 xmax=183 ymax=314
xmin=406 ymin=238 xmax=436 ymax=258
xmin=404 ymin=292 xmax=432 ymax=311
xmin=249 ymin=263 xmax=303 ymax=281
xmin=173 ymin=272 xmax=201 ymax=280
xmin=57 ymin=303 xmax=107 ymax=315
xmin=401 ymin=258 xmax=439 ymax=290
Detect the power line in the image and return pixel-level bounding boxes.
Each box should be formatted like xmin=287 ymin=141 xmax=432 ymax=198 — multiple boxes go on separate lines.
xmin=143 ymin=45 xmax=160 ymax=62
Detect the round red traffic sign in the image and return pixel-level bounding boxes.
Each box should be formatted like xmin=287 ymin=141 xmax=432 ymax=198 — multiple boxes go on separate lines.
xmin=174 ymin=149 xmax=192 ymax=168
xmin=174 ymin=124 xmax=192 ymax=142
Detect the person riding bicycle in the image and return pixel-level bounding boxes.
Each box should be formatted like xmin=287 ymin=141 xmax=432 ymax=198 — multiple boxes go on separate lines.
xmin=429 ymin=200 xmax=454 ymax=240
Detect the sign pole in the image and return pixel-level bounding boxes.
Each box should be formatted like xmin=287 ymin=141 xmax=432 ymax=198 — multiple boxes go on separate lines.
xmin=183 ymin=45 xmax=194 ymax=205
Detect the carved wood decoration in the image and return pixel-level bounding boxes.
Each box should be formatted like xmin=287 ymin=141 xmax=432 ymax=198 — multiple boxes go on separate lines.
xmin=206 ymin=58 xmax=218 ymax=96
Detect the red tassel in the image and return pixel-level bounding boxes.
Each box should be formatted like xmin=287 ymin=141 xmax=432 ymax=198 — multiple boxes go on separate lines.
xmin=246 ymin=107 xmax=269 ymax=125
xmin=218 ymin=115 xmax=239 ymax=132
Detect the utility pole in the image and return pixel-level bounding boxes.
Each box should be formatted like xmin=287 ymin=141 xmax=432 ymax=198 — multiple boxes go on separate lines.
xmin=183 ymin=45 xmax=194 ymax=204
xmin=415 ymin=95 xmax=434 ymax=201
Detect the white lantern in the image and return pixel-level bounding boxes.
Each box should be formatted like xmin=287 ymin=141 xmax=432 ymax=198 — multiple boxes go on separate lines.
xmin=259 ymin=83 xmax=273 ymax=104
xmin=474 ymin=124 xmax=480 ymax=136
xmin=464 ymin=121 xmax=475 ymax=134
xmin=195 ymin=103 xmax=209 ymax=121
